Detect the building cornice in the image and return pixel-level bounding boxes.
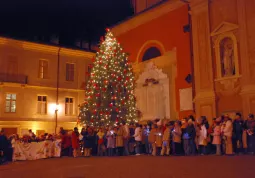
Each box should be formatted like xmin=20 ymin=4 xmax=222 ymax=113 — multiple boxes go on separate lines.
xmin=0 ymin=37 xmax=95 ymax=58
xmin=0 ymin=82 xmax=85 ymax=92
xmin=111 ymin=0 xmax=185 ymax=36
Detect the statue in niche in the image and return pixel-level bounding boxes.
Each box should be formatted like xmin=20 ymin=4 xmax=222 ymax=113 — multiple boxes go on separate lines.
xmin=220 ymin=37 xmax=235 ymax=77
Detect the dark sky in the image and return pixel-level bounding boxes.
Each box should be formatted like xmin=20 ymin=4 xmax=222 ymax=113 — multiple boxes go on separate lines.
xmin=0 ymin=0 xmax=133 ymax=47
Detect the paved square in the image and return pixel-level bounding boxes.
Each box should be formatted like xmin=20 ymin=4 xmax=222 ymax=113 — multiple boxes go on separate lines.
xmin=0 ymin=156 xmax=254 ymax=178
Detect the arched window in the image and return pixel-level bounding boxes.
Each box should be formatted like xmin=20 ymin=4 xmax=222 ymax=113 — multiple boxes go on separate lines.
xmin=142 ymin=47 xmax=161 ymax=61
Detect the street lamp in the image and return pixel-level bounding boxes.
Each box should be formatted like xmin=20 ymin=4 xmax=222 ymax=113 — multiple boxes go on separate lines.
xmin=54 ymin=103 xmax=60 ymax=134
xmin=55 ymin=47 xmax=61 ymax=134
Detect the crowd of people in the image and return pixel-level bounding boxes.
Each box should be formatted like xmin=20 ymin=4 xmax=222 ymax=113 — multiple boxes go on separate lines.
xmin=61 ymin=113 xmax=255 ymax=157
xmin=1 ymin=112 xmax=255 ymax=164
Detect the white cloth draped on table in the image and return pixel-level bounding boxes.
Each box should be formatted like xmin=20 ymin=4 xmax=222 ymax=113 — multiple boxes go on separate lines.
xmin=13 ymin=140 xmax=61 ymax=161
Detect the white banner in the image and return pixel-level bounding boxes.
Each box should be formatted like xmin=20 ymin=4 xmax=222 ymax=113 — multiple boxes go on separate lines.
xmin=13 ymin=140 xmax=61 ymax=161
xmin=179 ymin=87 xmax=193 ymax=111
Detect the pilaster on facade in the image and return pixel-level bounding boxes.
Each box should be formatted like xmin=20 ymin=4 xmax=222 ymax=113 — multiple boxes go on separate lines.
xmin=237 ymin=0 xmax=255 ymax=115
xmin=189 ymin=0 xmax=216 ymax=119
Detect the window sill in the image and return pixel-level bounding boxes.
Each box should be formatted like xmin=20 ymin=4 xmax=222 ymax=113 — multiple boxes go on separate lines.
xmin=37 ymin=113 xmax=48 ymax=115
xmin=38 ymin=77 xmax=50 ymax=80
xmin=65 ymin=114 xmax=75 ymax=117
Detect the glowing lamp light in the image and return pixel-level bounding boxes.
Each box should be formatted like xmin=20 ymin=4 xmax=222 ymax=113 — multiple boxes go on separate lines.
xmin=54 ymin=104 xmax=60 ymax=111
xmin=49 ymin=103 xmax=61 ymax=114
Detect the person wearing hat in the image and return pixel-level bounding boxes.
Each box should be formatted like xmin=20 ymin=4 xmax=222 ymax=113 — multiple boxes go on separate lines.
xmin=212 ymin=117 xmax=222 ymax=155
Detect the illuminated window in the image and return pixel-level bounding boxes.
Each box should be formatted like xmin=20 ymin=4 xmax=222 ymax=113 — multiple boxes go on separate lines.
xmin=65 ymin=97 xmax=74 ymax=115
xmin=37 ymin=96 xmax=47 ymax=114
xmin=142 ymin=47 xmax=161 ymax=61
xmin=5 ymin=94 xmax=16 ymax=113
xmin=38 ymin=60 xmax=48 ymax=79
xmin=66 ymin=63 xmax=75 ymax=81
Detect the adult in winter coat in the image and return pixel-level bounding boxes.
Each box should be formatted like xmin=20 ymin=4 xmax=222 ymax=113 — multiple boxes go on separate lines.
xmin=161 ymin=124 xmax=171 ymax=156
xmin=212 ymin=117 xmax=222 ymax=155
xmin=148 ymin=124 xmax=157 ymax=156
xmin=115 ymin=124 xmax=124 ymax=156
xmin=221 ymin=115 xmax=233 ymax=155
xmin=232 ymin=113 xmax=244 ymax=154
xmin=71 ymin=127 xmax=80 ymax=157
xmin=83 ymin=127 xmax=94 ymax=157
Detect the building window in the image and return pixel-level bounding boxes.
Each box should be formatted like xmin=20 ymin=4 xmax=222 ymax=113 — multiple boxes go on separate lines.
xmin=5 ymin=94 xmax=16 ymax=113
xmin=7 ymin=56 xmax=18 ymax=75
xmin=65 ymin=97 xmax=74 ymax=115
xmin=66 ymin=63 xmax=74 ymax=81
xmin=142 ymin=47 xmax=161 ymax=61
xmin=38 ymin=60 xmax=48 ymax=79
xmin=37 ymin=96 xmax=47 ymax=114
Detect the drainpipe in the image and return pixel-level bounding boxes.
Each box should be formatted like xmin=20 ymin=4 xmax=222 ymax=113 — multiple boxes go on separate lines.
xmin=55 ymin=47 xmax=61 ymax=134
xmin=181 ymin=0 xmax=196 ymax=113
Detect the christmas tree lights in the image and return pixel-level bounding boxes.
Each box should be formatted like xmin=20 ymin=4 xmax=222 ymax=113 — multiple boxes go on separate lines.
xmin=79 ymin=29 xmax=138 ymax=127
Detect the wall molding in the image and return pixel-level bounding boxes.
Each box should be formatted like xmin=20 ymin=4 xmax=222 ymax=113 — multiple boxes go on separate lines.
xmin=0 ymin=37 xmax=95 ymax=58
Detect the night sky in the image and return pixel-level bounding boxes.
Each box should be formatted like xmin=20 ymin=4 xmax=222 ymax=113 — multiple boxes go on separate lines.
xmin=0 ymin=0 xmax=133 ymax=47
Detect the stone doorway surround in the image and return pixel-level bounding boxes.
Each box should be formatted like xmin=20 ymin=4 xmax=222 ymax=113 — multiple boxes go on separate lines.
xmin=133 ymin=48 xmax=177 ymax=121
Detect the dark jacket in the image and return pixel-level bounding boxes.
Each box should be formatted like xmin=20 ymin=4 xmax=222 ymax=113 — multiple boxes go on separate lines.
xmin=233 ymin=120 xmax=244 ymax=140
xmin=0 ymin=135 xmax=8 ymax=152
xmin=83 ymin=132 xmax=94 ymax=148
xmin=186 ymin=125 xmax=196 ymax=140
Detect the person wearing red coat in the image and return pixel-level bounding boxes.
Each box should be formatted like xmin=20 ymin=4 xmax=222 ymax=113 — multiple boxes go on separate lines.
xmin=61 ymin=131 xmax=72 ymax=156
xmin=71 ymin=127 xmax=80 ymax=157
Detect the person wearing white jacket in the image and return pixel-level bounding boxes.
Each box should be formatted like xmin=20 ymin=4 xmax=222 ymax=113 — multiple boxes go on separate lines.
xmin=221 ymin=115 xmax=233 ymax=155
xmin=198 ymin=123 xmax=207 ymax=155
xmin=133 ymin=124 xmax=142 ymax=155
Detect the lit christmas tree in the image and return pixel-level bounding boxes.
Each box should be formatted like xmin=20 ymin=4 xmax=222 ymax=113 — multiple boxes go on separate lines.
xmin=79 ymin=29 xmax=138 ymax=127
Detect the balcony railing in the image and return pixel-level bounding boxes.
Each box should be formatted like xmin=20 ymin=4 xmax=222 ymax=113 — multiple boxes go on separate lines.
xmin=0 ymin=73 xmax=28 ymax=84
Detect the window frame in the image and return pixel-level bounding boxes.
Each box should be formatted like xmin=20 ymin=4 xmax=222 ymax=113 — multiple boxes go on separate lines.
xmin=66 ymin=63 xmax=75 ymax=82
xmin=5 ymin=93 xmax=17 ymax=113
xmin=38 ymin=59 xmax=49 ymax=79
xmin=65 ymin=97 xmax=74 ymax=116
xmin=37 ymin=95 xmax=48 ymax=115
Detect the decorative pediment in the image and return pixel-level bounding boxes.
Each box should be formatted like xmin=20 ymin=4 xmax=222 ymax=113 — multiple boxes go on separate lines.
xmin=211 ymin=22 xmax=239 ymax=37
xmin=136 ymin=62 xmax=168 ymax=84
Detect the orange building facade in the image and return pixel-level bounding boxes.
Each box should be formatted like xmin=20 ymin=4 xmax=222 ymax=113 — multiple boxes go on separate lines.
xmin=112 ymin=0 xmax=255 ymax=122
xmin=112 ymin=0 xmax=193 ymax=120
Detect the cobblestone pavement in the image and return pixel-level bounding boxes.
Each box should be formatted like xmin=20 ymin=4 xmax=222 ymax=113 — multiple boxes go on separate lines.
xmin=0 ymin=155 xmax=254 ymax=178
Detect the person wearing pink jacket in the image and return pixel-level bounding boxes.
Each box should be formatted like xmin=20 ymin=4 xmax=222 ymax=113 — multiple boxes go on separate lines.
xmin=212 ymin=117 xmax=222 ymax=155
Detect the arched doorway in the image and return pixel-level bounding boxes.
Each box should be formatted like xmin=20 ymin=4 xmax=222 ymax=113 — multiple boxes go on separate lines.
xmin=135 ymin=61 xmax=170 ymax=121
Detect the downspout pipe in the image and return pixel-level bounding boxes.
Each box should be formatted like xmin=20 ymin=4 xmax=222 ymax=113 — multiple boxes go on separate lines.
xmin=180 ymin=0 xmax=196 ymax=113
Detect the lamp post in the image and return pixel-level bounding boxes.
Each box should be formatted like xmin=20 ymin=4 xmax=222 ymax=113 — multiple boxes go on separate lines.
xmin=55 ymin=47 xmax=61 ymax=134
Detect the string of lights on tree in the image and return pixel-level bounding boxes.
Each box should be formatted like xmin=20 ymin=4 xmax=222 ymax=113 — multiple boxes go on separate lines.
xmin=79 ymin=28 xmax=138 ymax=127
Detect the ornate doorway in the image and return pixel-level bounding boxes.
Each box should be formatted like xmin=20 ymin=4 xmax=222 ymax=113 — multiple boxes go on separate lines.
xmin=135 ymin=62 xmax=170 ymax=121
